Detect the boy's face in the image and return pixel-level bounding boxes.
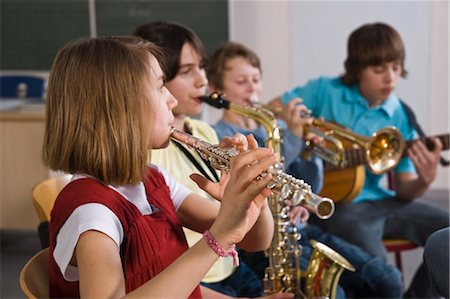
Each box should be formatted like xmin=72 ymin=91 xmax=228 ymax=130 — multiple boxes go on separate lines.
xmin=164 ymin=42 xmax=207 ymax=117
xmin=220 ymin=57 xmax=262 ymax=105
xmin=148 ymin=55 xmax=178 ymax=149
xmin=359 ymin=61 xmax=402 ymax=106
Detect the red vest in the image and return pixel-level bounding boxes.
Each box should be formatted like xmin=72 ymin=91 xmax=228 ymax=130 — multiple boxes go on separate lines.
xmin=49 ymin=167 xmax=202 ymax=298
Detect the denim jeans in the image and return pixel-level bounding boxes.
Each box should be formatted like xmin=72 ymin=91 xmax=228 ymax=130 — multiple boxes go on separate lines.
xmin=201 ymin=261 xmax=263 ymax=298
xmin=423 ymin=227 xmax=449 ymax=298
xmin=309 ymin=198 xmax=449 ymax=298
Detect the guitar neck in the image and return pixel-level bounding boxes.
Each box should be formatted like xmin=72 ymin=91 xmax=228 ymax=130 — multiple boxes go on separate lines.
xmin=324 ymin=147 xmax=367 ymax=171
xmin=324 ymin=133 xmax=449 ymax=172
xmin=404 ymin=133 xmax=449 ymax=153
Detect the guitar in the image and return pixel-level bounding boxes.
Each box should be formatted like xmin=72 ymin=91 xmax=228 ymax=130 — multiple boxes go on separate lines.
xmin=320 ymin=133 xmax=449 ymax=203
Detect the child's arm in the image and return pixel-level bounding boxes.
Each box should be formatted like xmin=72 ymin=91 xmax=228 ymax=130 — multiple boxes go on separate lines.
xmin=75 ymin=228 xmax=220 ymax=298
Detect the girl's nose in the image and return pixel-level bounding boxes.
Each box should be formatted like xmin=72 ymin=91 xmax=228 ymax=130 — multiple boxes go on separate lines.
xmin=168 ymin=92 xmax=178 ymax=109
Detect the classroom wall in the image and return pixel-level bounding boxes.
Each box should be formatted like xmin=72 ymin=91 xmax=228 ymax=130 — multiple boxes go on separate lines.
xmin=223 ymin=1 xmax=449 ymax=191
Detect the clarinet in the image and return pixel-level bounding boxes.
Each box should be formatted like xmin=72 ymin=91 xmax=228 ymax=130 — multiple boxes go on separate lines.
xmin=170 ymin=128 xmax=334 ymax=219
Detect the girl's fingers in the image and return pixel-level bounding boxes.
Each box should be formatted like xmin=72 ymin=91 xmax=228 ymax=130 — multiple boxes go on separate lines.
xmin=246 ymin=134 xmax=259 ymax=150
xmin=230 ymin=147 xmax=275 ymax=171
xmin=190 ymin=174 xmax=221 ymax=200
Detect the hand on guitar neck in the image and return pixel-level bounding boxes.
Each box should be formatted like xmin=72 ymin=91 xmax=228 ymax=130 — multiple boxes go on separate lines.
xmin=405 ymin=134 xmax=450 ymax=166
xmin=405 ymin=136 xmax=445 ymax=187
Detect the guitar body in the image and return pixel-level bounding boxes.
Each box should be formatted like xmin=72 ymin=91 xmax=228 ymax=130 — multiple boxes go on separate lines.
xmin=319 ymin=132 xmax=449 ymax=203
xmin=319 ymin=138 xmax=367 ymax=203
xmin=320 ymin=166 xmax=365 ymax=203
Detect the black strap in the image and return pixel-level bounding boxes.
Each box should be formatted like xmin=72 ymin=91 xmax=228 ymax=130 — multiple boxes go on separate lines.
xmin=171 ymin=123 xmax=220 ymax=183
xmin=400 ymin=100 xmax=449 ymax=166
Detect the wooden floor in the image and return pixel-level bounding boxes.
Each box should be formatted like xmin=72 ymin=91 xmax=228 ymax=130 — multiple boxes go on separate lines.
xmin=0 ymin=189 xmax=448 ymax=298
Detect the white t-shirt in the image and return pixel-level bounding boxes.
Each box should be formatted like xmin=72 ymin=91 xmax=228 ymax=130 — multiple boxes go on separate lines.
xmin=54 ymin=165 xmax=192 ymax=281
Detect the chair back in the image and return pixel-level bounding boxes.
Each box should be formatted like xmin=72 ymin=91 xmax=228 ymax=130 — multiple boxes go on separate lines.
xmin=0 ymin=75 xmax=46 ymax=98
xmin=32 ymin=175 xmax=71 ymax=222
xmin=19 ymin=247 xmax=49 ymax=299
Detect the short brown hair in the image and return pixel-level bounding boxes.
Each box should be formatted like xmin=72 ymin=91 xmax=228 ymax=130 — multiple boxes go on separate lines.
xmin=207 ymin=42 xmax=261 ymax=90
xmin=43 ymin=36 xmax=162 ymax=185
xmin=342 ymin=22 xmax=408 ymax=85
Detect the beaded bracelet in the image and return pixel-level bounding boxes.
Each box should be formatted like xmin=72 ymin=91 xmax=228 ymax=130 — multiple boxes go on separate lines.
xmin=203 ymin=230 xmax=239 ymax=267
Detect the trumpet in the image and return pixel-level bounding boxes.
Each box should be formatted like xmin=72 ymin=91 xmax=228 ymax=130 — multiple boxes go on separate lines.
xmin=251 ymin=96 xmax=349 ymax=169
xmin=170 ymin=128 xmax=335 ymax=219
xmin=307 ymin=120 xmax=405 ymax=174
xmin=255 ymin=95 xmax=405 ymax=174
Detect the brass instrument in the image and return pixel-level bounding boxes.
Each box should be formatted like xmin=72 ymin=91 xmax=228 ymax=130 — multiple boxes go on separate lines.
xmin=305 ymin=240 xmax=355 ymax=298
xmin=199 ymin=92 xmax=355 ymax=298
xmin=309 ymin=120 xmax=405 ymax=174
xmin=266 ymin=100 xmax=405 ymax=174
xmin=200 ymin=92 xmax=283 ymax=161
xmin=170 ymin=128 xmax=334 ymax=219
xmin=255 ymin=99 xmax=348 ymax=169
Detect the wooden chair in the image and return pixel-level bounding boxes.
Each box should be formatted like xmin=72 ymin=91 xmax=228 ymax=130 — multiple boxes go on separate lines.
xmin=32 ymin=174 xmax=71 ymax=222
xmin=32 ymin=175 xmax=71 ymax=247
xmin=19 ymin=247 xmax=49 ymax=299
xmin=384 ymin=238 xmax=418 ymax=273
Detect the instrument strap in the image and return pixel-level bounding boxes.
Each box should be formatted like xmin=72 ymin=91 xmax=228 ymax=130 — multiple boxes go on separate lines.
xmin=400 ymin=100 xmax=449 ymax=166
xmin=171 ymin=123 xmax=220 ymax=183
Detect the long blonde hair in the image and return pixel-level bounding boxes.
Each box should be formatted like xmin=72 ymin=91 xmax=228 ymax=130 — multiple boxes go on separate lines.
xmin=44 ymin=36 xmax=162 ymax=185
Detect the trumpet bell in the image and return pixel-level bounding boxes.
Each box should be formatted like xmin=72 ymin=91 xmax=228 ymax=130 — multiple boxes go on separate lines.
xmin=367 ymin=127 xmax=405 ymax=174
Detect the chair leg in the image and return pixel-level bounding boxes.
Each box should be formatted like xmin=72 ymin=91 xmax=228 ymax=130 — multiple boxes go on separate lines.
xmin=394 ymin=251 xmax=406 ymax=290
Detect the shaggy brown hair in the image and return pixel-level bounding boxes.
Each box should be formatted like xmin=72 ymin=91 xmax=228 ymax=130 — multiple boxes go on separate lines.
xmin=342 ymin=22 xmax=408 ymax=85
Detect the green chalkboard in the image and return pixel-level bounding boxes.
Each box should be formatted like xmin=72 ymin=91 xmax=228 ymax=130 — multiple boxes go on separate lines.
xmin=96 ymin=0 xmax=228 ymax=56
xmin=1 ymin=0 xmax=228 ymax=71
xmin=1 ymin=0 xmax=91 ymax=70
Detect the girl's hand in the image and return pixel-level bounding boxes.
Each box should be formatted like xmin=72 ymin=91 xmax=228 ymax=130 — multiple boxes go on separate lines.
xmin=207 ymin=145 xmax=276 ymax=248
xmin=219 ymin=133 xmax=258 ymax=153
xmin=190 ymin=133 xmax=259 ymax=201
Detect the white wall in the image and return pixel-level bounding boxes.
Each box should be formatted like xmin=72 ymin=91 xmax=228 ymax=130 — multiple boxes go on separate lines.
xmin=226 ymin=0 xmax=449 ymax=191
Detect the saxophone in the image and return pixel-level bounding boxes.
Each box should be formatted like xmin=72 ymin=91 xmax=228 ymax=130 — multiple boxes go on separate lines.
xmin=199 ymin=92 xmax=355 ymax=299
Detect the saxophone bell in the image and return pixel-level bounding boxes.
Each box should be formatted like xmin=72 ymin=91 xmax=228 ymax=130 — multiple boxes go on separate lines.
xmin=305 ymin=240 xmax=355 ymax=299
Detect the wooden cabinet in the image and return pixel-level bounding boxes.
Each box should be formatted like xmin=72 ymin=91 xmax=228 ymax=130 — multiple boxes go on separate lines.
xmin=0 ymin=109 xmax=49 ymax=229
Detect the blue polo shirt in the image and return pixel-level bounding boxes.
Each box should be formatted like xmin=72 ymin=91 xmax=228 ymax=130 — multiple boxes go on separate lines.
xmin=281 ymin=76 xmax=417 ymax=203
